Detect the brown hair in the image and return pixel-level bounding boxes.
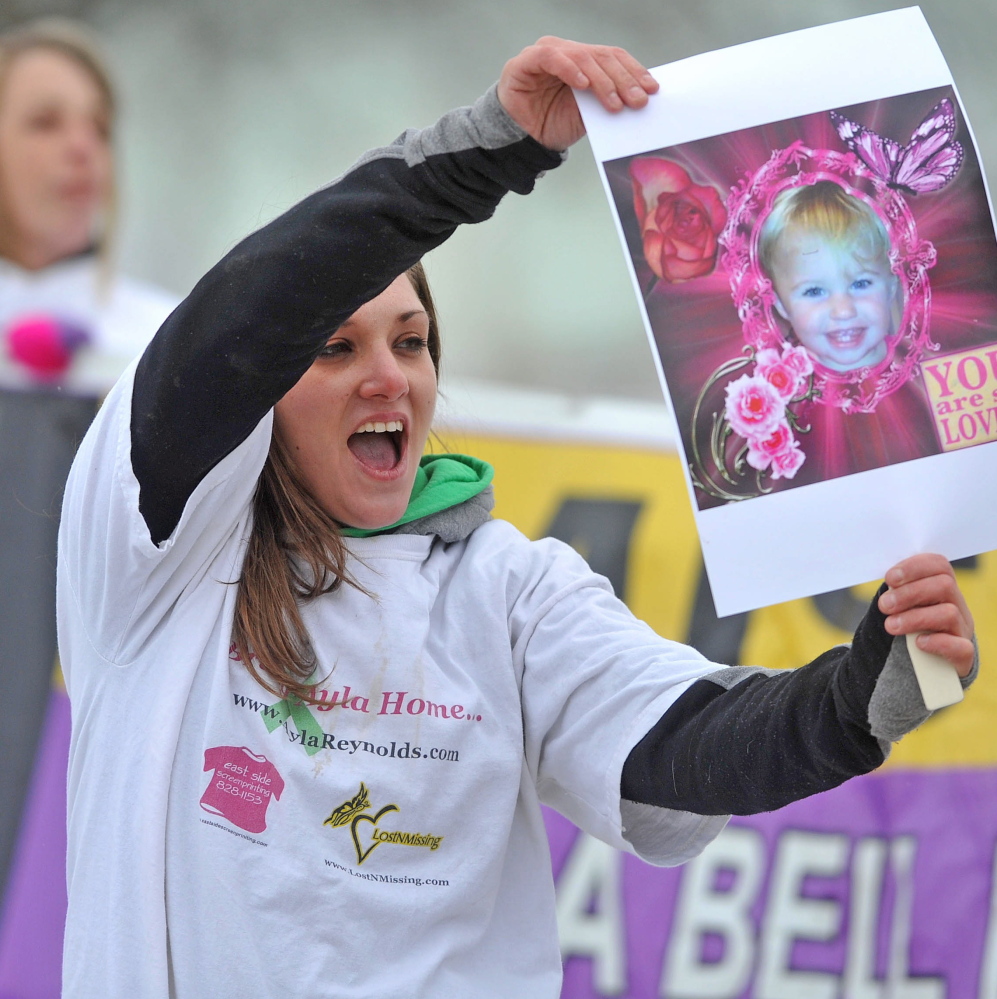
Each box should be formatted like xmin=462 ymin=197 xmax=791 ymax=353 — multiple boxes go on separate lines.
xmin=0 ymin=18 xmax=117 ymax=265
xmin=758 ymin=181 xmax=891 ymax=278
xmin=232 ymin=263 xmax=441 ymax=702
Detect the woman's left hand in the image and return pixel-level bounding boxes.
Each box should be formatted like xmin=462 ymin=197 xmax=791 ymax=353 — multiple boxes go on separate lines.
xmin=878 ymin=554 xmax=976 ymax=676
xmin=497 ymin=37 xmax=658 ymax=152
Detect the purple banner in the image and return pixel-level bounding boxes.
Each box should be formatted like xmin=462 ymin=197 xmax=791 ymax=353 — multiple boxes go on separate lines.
xmin=0 ymin=692 xmax=69 ymax=999
xmin=547 ymin=770 xmax=997 ymax=998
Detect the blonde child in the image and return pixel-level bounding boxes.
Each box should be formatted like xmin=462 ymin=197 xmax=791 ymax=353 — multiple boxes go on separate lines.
xmin=759 ymin=180 xmax=902 ymax=372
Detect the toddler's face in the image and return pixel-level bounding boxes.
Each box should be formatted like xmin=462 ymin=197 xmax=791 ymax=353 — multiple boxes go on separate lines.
xmin=769 ymin=231 xmax=899 ymax=372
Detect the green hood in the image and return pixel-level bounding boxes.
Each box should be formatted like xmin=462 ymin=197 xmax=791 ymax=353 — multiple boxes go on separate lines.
xmin=339 ymin=453 xmax=494 ymax=538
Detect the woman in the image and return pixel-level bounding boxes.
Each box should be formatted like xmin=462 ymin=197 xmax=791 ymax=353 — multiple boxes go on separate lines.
xmin=0 ymin=19 xmax=175 ymax=912
xmin=57 ymin=38 xmax=975 ymax=998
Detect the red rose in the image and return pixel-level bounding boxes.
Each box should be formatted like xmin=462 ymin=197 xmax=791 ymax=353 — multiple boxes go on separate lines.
xmin=630 ymin=158 xmax=727 ymax=283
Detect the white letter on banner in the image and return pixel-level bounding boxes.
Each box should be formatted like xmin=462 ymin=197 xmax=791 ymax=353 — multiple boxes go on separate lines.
xmin=979 ymin=838 xmax=997 ymax=999
xmin=661 ymin=825 xmax=764 ymax=999
xmin=886 ymin=837 xmax=944 ymax=999
xmin=756 ymin=830 xmax=849 ymax=999
xmin=843 ymin=837 xmax=887 ymax=999
xmin=555 ymin=833 xmax=626 ymax=995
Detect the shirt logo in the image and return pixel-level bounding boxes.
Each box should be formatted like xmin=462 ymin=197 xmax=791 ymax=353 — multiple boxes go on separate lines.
xmin=200 ymin=746 xmax=284 ymax=834
xmin=324 ymin=782 xmax=444 ymax=866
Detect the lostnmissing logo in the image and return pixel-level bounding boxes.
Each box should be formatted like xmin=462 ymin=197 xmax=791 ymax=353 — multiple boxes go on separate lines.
xmin=323 ymin=782 xmax=444 ymax=865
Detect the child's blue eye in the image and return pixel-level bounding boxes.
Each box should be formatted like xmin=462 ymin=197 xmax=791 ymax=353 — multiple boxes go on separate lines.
xmin=851 ymin=277 xmax=873 ymax=291
xmin=800 ymin=285 xmax=825 ymax=299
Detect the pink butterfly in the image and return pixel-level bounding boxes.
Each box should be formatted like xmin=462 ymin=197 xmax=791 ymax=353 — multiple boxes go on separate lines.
xmin=830 ymin=97 xmax=964 ymax=195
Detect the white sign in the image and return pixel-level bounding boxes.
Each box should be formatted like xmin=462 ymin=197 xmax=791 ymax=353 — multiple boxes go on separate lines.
xmin=579 ymin=7 xmax=997 ymax=615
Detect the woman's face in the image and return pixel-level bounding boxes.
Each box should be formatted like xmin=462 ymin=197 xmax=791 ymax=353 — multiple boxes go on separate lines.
xmin=0 ymin=47 xmax=111 ymax=270
xmin=274 ymin=274 xmax=438 ymax=530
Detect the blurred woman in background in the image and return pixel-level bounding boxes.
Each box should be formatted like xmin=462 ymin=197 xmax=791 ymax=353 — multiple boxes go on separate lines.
xmin=0 ymin=18 xmax=175 ymax=926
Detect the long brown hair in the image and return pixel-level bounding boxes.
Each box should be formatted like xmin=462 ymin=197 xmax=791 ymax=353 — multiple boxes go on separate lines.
xmin=233 ymin=263 xmax=441 ymax=702
xmin=0 ymin=18 xmax=118 ymax=269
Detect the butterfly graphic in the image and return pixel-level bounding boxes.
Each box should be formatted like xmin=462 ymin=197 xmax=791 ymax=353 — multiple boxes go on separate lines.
xmin=830 ymin=98 xmax=964 ymax=195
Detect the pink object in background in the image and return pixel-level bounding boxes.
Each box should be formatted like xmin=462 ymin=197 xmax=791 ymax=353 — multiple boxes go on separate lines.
xmin=5 ymin=314 xmax=91 ymax=381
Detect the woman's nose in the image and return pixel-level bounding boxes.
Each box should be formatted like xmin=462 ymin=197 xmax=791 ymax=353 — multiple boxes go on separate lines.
xmin=359 ymin=346 xmax=407 ymax=399
xmin=64 ymin=117 xmax=104 ymax=162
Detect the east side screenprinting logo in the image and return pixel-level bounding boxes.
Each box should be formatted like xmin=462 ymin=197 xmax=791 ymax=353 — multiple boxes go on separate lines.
xmin=324 ymin=782 xmax=444 ymax=866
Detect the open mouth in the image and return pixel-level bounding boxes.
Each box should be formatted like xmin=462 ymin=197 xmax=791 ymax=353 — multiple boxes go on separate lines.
xmin=347 ymin=420 xmax=405 ymax=473
xmin=826 ymin=327 xmax=866 ymax=347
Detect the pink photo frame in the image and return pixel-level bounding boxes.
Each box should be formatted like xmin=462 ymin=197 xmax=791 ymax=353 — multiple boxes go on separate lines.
xmin=721 ymin=142 xmax=936 ymax=414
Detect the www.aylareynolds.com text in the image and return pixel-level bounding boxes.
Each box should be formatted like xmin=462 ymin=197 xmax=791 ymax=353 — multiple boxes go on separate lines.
xmin=233 ymin=693 xmax=460 ymax=762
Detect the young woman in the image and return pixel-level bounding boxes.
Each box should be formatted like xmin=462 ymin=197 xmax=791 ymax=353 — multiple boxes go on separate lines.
xmin=57 ymin=38 xmax=975 ymax=998
xmin=0 ymin=19 xmax=175 ymax=908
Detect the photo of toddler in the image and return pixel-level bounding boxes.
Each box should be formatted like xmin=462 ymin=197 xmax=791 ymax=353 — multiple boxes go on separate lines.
xmin=603 ymin=85 xmax=997 ymax=511
xmin=759 ymin=182 xmax=902 ymax=373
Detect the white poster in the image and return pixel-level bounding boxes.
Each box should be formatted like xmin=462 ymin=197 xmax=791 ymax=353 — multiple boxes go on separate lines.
xmin=579 ymin=7 xmax=997 ymax=615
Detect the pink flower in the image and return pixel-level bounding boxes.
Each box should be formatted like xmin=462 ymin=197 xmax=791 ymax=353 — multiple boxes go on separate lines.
xmin=745 ymin=419 xmax=794 ymax=470
xmin=780 ymin=344 xmax=814 ymax=381
xmin=724 ymin=374 xmax=784 ymax=439
xmin=630 ymin=158 xmax=727 ymax=283
xmin=746 ymin=420 xmax=806 ymax=480
xmin=770 ymin=439 xmax=805 ymax=479
xmin=755 ymin=345 xmax=812 ymax=401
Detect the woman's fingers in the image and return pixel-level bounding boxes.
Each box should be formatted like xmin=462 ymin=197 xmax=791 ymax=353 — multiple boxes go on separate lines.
xmin=884 ymin=552 xmax=956 ymax=591
xmin=880 ymin=572 xmax=964 ymax=617
xmin=498 ymin=37 xmax=657 ymax=150
xmin=909 ymin=632 xmax=976 ymax=676
xmin=877 ymin=553 xmax=975 ymax=675
xmin=883 ymin=599 xmax=967 ymax=638
xmin=880 ymin=556 xmax=972 ymax=628
xmin=566 ymin=44 xmax=657 ymax=110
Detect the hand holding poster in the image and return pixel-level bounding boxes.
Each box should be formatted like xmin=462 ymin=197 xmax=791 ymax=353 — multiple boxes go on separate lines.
xmin=579 ymin=7 xmax=997 ymax=616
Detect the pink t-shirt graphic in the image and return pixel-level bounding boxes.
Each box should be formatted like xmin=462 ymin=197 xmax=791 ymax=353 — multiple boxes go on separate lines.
xmin=200 ymin=746 xmax=285 ymax=834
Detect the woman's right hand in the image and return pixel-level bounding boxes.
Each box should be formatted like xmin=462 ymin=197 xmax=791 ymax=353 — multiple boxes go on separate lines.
xmin=878 ymin=554 xmax=976 ymax=676
xmin=497 ymin=37 xmax=658 ymax=152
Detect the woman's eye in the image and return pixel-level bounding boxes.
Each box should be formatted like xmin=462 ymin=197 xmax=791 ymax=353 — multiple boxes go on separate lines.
xmin=27 ymin=111 xmax=60 ymax=132
xmin=397 ymin=336 xmax=429 ymax=354
xmin=318 ymin=340 xmax=351 ymax=358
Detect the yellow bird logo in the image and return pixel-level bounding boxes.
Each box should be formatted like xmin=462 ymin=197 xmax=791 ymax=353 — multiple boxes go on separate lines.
xmin=324 ymin=782 xmax=371 ymax=828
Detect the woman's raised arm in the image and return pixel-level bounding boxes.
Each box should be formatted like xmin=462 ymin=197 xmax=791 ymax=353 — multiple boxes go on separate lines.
xmin=129 ymin=39 xmax=657 ymax=545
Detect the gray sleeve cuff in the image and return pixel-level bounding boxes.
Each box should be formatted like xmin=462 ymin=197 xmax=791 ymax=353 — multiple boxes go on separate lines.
xmin=869 ymin=634 xmax=979 ymax=749
xmin=620 ymin=799 xmax=729 ymax=867
xmin=346 ymin=83 xmax=567 ymax=177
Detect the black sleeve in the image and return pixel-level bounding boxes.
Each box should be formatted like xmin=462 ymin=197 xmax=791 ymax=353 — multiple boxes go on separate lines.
xmin=130 ymin=91 xmax=563 ymax=545
xmin=621 ymin=586 xmax=893 ymax=816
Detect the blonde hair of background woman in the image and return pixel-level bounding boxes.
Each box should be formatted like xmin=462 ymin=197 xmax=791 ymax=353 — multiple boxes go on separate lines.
xmin=0 ymin=17 xmax=117 ymax=277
